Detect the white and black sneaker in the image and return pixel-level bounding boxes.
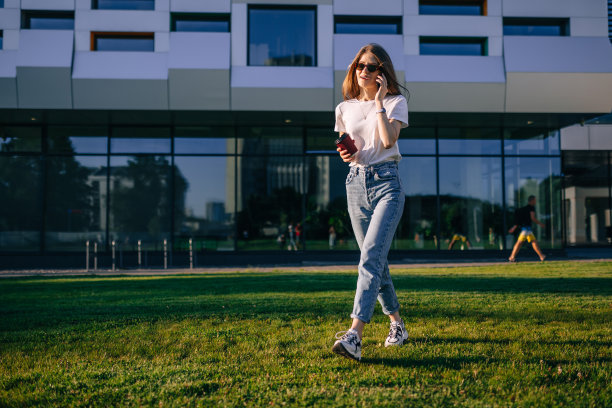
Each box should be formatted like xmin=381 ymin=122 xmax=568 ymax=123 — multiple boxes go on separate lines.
xmin=384 ymin=319 xmax=408 ymax=347
xmin=332 ymin=329 xmax=362 ymax=361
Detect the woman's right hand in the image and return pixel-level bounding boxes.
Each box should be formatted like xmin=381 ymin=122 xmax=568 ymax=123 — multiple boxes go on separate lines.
xmin=337 ymin=147 xmax=354 ymax=162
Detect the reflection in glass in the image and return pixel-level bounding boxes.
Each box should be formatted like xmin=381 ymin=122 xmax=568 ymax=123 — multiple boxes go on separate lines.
xmin=174 ymin=157 xmax=235 ymax=251
xmin=504 ymin=128 xmax=559 ymax=155
xmin=305 ymin=156 xmax=356 ymax=250
xmin=237 ymin=156 xmax=305 ymax=250
xmin=0 ymin=156 xmax=41 ymax=250
xmin=249 ymin=7 xmax=316 ymax=66
xmin=48 ymin=126 xmax=108 ymax=154
xmin=561 ymin=152 xmax=609 ymax=245
xmin=174 ymin=127 xmax=235 ymax=154
xmin=397 ymin=127 xmax=436 ymax=155
xmin=439 ymin=157 xmax=503 ymax=250
xmin=439 ymin=127 xmax=500 ymax=155
xmin=94 ymin=35 xmax=155 ymax=52
xmin=503 ymin=18 xmax=568 ymax=36
xmin=306 ymin=128 xmax=338 ymax=154
xmin=419 ymin=0 xmax=483 ymax=16
xmin=420 ymin=37 xmax=487 ymax=56
xmin=172 ymin=14 xmax=230 ymax=32
xmin=505 ymin=157 xmax=562 ymax=249
xmin=109 ymin=156 xmax=174 ymax=250
xmin=0 ymin=126 xmax=41 ymax=152
xmin=334 ymin=16 xmax=402 ymax=34
xmin=238 ymin=127 xmax=302 ymax=155
xmin=111 ymin=127 xmax=171 ymax=153
xmin=45 ymin=156 xmax=107 ymax=251
xmin=394 ymin=157 xmax=438 ymax=249
xmin=94 ymin=0 xmax=154 ymax=10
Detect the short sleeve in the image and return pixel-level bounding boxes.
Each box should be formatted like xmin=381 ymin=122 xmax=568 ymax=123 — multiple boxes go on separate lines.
xmin=334 ymin=103 xmax=346 ymax=133
xmin=386 ymin=95 xmax=409 ymax=128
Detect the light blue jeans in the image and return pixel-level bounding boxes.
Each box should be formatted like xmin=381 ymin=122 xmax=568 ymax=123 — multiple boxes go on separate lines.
xmin=345 ymin=161 xmax=405 ymax=324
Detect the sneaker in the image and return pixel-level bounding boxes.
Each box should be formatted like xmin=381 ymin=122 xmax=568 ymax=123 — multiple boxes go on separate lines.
xmin=385 ymin=320 xmax=408 ymax=347
xmin=332 ymin=329 xmax=361 ymax=361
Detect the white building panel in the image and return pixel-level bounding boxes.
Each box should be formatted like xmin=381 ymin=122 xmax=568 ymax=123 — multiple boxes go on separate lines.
xmin=334 ymin=34 xmax=405 ymax=70
xmin=21 ymin=0 xmax=75 ymax=10
xmin=570 ymin=17 xmax=609 ymax=37
xmin=73 ymin=78 xmax=168 ymax=109
xmin=334 ymin=0 xmax=402 ymax=15
xmin=506 ymin=72 xmax=612 ymax=113
xmin=3 ymin=0 xmax=20 ymax=7
xmin=169 ymin=32 xmax=230 ymax=69
xmin=2 ymin=30 xmax=20 ymax=50
xmin=75 ymin=10 xmax=168 ymax=32
xmin=18 ymin=66 xmax=72 ymax=108
xmin=156 ymin=32 xmax=169 ymax=52
xmin=403 ymin=15 xmax=503 ymax=37
xmin=17 ymin=30 xmax=73 ymax=67
xmin=231 ymin=66 xmax=332 ymax=89
xmin=156 ymin=0 xmax=169 ymax=12
xmin=405 ymin=56 xmax=505 ymax=82
xmin=0 ymin=50 xmax=17 ymax=77
xmin=0 ymin=8 xmax=20 ymax=29
xmin=72 ymin=51 xmax=167 ymax=79
xmin=502 ymin=0 xmax=606 ymax=18
xmin=487 ymin=0 xmax=502 ymax=16
xmin=589 ymin=125 xmax=612 ymax=149
xmin=504 ymin=37 xmax=612 ymax=73
xmin=74 ymin=31 xmax=89 ymax=52
xmin=403 ymin=36 xmax=418 ymax=55
xmin=75 ymin=0 xmax=90 ymax=10
xmin=403 ymin=0 xmax=418 ymax=16
xmin=170 ymin=0 xmax=230 ymax=13
xmin=318 ymin=5 xmax=333 ymax=68
xmin=0 ymin=77 xmax=18 ymax=108
xmin=231 ymin=3 xmax=247 ymax=66
xmin=560 ymin=124 xmax=589 ymax=150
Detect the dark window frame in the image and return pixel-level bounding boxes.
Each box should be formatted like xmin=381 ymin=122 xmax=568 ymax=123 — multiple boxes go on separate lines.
xmin=91 ymin=0 xmax=154 ymax=11
xmin=0 ymin=30 xmax=3 ymax=50
xmin=503 ymin=17 xmax=570 ymax=36
xmin=420 ymin=36 xmax=488 ymax=56
xmin=419 ymin=0 xmax=486 ymax=16
xmin=91 ymin=32 xmax=155 ymax=51
xmin=170 ymin=12 xmax=231 ymax=32
xmin=21 ymin=10 xmax=75 ymax=30
xmin=247 ymin=4 xmax=317 ymax=67
xmin=334 ymin=15 xmax=402 ymax=34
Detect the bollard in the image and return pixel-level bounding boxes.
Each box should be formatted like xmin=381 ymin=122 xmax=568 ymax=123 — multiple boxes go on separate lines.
xmin=163 ymin=239 xmax=168 ymax=270
xmin=93 ymin=242 xmax=98 ymax=271
xmin=189 ymin=238 xmax=193 ymax=269
xmin=112 ymin=240 xmax=116 ymax=272
xmin=138 ymin=240 xmax=142 ymax=269
xmin=85 ymin=241 xmax=90 ymax=272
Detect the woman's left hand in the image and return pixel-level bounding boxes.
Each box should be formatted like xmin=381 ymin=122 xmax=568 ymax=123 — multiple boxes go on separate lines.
xmin=375 ymin=73 xmax=388 ymax=101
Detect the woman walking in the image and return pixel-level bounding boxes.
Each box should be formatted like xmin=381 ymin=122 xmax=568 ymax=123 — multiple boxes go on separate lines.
xmin=332 ymin=44 xmax=409 ymax=361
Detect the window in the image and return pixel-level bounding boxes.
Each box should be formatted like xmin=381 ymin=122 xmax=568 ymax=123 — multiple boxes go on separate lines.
xmin=0 ymin=1 xmax=4 ymax=7
xmin=91 ymin=32 xmax=154 ymax=51
xmin=171 ymin=13 xmax=230 ymax=32
xmin=503 ymin=18 xmax=569 ymax=36
xmin=334 ymin=16 xmax=402 ymax=34
xmin=0 ymin=31 xmax=3 ymax=50
xmin=420 ymin=36 xmax=487 ymax=56
xmin=248 ymin=6 xmax=316 ymax=66
xmin=419 ymin=0 xmax=485 ymax=16
xmin=22 ymin=11 xmax=75 ymax=30
xmin=609 ymin=0 xmax=611 ymax=42
xmin=92 ymin=0 xmax=154 ymax=10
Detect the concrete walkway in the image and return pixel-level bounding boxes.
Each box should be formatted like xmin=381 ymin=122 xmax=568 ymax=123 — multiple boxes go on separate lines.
xmin=1 ymin=256 xmax=610 ymax=278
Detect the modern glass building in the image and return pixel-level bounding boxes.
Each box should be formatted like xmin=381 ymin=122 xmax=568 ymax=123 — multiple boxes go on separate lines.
xmin=1 ymin=0 xmax=611 ymax=267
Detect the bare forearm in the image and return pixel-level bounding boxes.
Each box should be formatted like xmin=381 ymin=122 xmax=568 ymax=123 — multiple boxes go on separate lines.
xmin=375 ymin=102 xmax=399 ymax=149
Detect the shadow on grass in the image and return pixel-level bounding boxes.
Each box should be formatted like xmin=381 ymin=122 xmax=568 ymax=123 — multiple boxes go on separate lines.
xmin=0 ymin=273 xmax=610 ymax=332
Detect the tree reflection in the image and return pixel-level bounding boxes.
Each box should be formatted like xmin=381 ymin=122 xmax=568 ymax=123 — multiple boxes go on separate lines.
xmin=111 ymin=156 xmax=187 ymax=241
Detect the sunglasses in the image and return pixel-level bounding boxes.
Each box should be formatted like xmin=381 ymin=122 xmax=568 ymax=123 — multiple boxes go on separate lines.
xmin=354 ymin=63 xmax=381 ymax=73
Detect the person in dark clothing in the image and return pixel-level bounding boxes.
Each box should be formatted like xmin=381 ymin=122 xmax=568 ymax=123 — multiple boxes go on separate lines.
xmin=508 ymin=195 xmax=546 ymax=262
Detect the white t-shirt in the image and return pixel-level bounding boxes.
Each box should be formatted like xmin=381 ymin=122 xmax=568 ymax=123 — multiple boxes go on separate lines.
xmin=334 ymin=94 xmax=409 ymax=166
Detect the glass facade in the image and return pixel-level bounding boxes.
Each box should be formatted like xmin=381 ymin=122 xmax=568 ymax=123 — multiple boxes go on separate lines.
xmin=0 ymin=122 xmax=569 ymax=254
xmin=93 ymin=0 xmax=154 ymax=10
xmin=171 ymin=13 xmax=231 ymax=32
xmin=334 ymin=16 xmax=402 ymax=34
xmin=503 ymin=18 xmax=569 ymax=36
xmin=419 ymin=0 xmax=484 ymax=16
xmin=93 ymin=34 xmax=155 ymax=52
xmin=22 ymin=12 xmax=75 ymax=30
xmin=248 ymin=6 xmax=316 ymax=66
xmin=420 ymin=37 xmax=488 ymax=56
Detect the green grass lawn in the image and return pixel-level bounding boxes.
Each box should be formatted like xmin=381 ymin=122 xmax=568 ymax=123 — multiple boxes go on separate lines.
xmin=1 ymin=261 xmax=610 ymax=407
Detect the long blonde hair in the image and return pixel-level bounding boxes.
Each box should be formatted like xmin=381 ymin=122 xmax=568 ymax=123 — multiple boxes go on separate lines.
xmin=342 ymin=43 xmax=406 ymax=101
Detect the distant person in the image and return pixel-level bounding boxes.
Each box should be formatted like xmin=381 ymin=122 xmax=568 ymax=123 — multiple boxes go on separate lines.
xmin=508 ymin=195 xmax=546 ymax=262
xmin=295 ymin=223 xmax=303 ymax=249
xmin=448 ymin=233 xmax=472 ymax=250
xmin=332 ymin=43 xmax=409 ymax=362
xmin=328 ymin=225 xmax=337 ymax=249
xmin=287 ymin=223 xmax=298 ymax=251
